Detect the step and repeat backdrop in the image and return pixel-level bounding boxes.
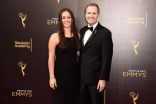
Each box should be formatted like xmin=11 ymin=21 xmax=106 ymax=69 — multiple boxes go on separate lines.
xmin=0 ymin=0 xmax=156 ymax=104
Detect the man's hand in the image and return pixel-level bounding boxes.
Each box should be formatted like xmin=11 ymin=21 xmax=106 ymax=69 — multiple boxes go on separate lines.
xmin=97 ymin=80 xmax=106 ymax=92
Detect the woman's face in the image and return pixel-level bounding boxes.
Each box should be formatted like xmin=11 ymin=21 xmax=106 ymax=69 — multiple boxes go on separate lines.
xmin=61 ymin=11 xmax=72 ymax=28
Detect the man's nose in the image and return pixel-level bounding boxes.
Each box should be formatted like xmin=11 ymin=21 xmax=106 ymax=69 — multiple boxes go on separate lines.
xmin=90 ymin=13 xmax=93 ymax=17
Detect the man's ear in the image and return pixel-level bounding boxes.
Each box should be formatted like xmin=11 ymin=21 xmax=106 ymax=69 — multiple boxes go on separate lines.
xmin=98 ymin=14 xmax=100 ymax=21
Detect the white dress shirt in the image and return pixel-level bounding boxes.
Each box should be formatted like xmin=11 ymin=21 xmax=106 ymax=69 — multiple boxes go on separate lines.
xmin=83 ymin=22 xmax=98 ymax=45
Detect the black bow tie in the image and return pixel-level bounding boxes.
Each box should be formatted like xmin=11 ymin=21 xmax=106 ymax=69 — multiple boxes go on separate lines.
xmin=85 ymin=26 xmax=93 ymax=32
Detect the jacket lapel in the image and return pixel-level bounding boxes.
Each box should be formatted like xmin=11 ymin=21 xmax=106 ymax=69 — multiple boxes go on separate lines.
xmin=84 ymin=22 xmax=101 ymax=46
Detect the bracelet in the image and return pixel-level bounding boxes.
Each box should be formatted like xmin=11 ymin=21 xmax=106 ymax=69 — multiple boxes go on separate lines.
xmin=49 ymin=76 xmax=55 ymax=78
xmin=50 ymin=76 xmax=55 ymax=84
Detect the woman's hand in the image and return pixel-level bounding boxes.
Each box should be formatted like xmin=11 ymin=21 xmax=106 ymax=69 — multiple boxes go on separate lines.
xmin=77 ymin=51 xmax=80 ymax=57
xmin=49 ymin=78 xmax=57 ymax=90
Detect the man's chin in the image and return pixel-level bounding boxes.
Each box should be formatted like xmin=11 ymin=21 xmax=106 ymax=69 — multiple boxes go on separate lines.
xmin=88 ymin=22 xmax=95 ymax=27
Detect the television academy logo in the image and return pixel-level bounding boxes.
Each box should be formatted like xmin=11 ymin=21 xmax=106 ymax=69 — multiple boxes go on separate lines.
xmin=130 ymin=39 xmax=139 ymax=55
xmin=127 ymin=13 xmax=147 ymax=28
xmin=123 ymin=70 xmax=147 ymax=78
xmin=47 ymin=18 xmax=59 ymax=25
xmin=12 ymin=90 xmax=33 ymax=97
xmin=14 ymin=38 xmax=32 ymax=52
xmin=18 ymin=62 xmax=26 ymax=76
xmin=18 ymin=13 xmax=26 ymax=28
xmin=130 ymin=91 xmax=139 ymax=104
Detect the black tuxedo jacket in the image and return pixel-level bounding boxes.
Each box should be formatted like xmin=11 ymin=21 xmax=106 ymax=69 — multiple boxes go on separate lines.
xmin=78 ymin=22 xmax=113 ymax=84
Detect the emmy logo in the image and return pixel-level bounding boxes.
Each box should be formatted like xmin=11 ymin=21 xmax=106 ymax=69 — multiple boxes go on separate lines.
xmin=130 ymin=39 xmax=139 ymax=55
xmin=18 ymin=13 xmax=26 ymax=28
xmin=57 ymin=0 xmax=60 ymax=3
xmin=18 ymin=62 xmax=26 ymax=76
xmin=130 ymin=92 xmax=139 ymax=104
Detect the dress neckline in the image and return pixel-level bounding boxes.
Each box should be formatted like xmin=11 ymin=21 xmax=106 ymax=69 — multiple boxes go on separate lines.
xmin=65 ymin=36 xmax=74 ymax=38
xmin=56 ymin=36 xmax=74 ymax=47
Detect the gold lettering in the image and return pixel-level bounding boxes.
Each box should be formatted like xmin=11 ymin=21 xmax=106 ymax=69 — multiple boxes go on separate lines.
xmin=127 ymin=21 xmax=144 ymax=25
xmin=56 ymin=20 xmax=59 ymax=24
xmin=141 ymin=21 xmax=144 ymax=25
xmin=132 ymin=73 xmax=137 ymax=77
xmin=127 ymin=17 xmax=130 ymax=20
xmin=127 ymin=21 xmax=130 ymax=24
xmin=14 ymin=45 xmax=18 ymax=47
xmin=20 ymin=92 xmax=26 ymax=96
xmin=123 ymin=72 xmax=127 ymax=77
xmin=29 ymin=92 xmax=33 ymax=97
xmin=127 ymin=72 xmax=132 ymax=77
xmin=142 ymin=73 xmax=147 ymax=78
xmin=15 ymin=45 xmax=30 ymax=49
xmin=12 ymin=92 xmax=15 ymax=96
xmin=123 ymin=72 xmax=147 ymax=78
xmin=15 ymin=41 xmax=17 ymax=44
xmin=138 ymin=73 xmax=142 ymax=77
xmin=51 ymin=20 xmax=55 ymax=24
xmin=127 ymin=17 xmax=145 ymax=26
xmin=12 ymin=91 xmax=33 ymax=97
xmin=16 ymin=92 xmax=21 ymax=96
xmin=47 ymin=20 xmax=51 ymax=25
xmin=26 ymin=92 xmax=29 ymax=97
xmin=127 ymin=17 xmax=144 ymax=21
xmin=47 ymin=20 xmax=59 ymax=25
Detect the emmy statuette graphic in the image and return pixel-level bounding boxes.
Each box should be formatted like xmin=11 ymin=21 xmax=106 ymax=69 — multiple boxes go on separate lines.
xmin=18 ymin=62 xmax=26 ymax=76
xmin=18 ymin=13 xmax=26 ymax=28
xmin=130 ymin=39 xmax=139 ymax=55
xmin=130 ymin=92 xmax=139 ymax=104
xmin=57 ymin=0 xmax=60 ymax=3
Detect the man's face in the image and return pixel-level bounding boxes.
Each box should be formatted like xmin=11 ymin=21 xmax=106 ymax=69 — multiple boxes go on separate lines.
xmin=85 ymin=6 xmax=99 ymax=27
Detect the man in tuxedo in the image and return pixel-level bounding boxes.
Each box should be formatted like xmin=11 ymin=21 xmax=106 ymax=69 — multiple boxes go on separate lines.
xmin=79 ymin=3 xmax=113 ymax=104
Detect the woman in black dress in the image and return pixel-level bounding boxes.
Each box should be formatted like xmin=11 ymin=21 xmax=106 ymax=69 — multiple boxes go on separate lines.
xmin=48 ymin=8 xmax=81 ymax=104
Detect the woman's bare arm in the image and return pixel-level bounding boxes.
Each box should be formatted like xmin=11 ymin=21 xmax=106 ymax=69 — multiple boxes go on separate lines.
xmin=48 ymin=33 xmax=59 ymax=90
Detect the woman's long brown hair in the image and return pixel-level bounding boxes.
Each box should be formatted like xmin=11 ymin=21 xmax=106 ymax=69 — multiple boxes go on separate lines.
xmin=58 ymin=8 xmax=81 ymax=50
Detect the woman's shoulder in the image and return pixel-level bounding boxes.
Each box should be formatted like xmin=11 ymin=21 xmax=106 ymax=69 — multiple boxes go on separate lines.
xmin=49 ymin=32 xmax=59 ymax=43
xmin=49 ymin=33 xmax=59 ymax=40
xmin=50 ymin=32 xmax=59 ymax=38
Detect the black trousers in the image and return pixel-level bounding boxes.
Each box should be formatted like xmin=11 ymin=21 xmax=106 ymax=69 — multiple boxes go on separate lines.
xmin=79 ymin=81 xmax=104 ymax=104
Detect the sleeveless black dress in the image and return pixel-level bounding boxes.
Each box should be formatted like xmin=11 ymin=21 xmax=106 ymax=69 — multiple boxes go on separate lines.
xmin=53 ymin=37 xmax=78 ymax=104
